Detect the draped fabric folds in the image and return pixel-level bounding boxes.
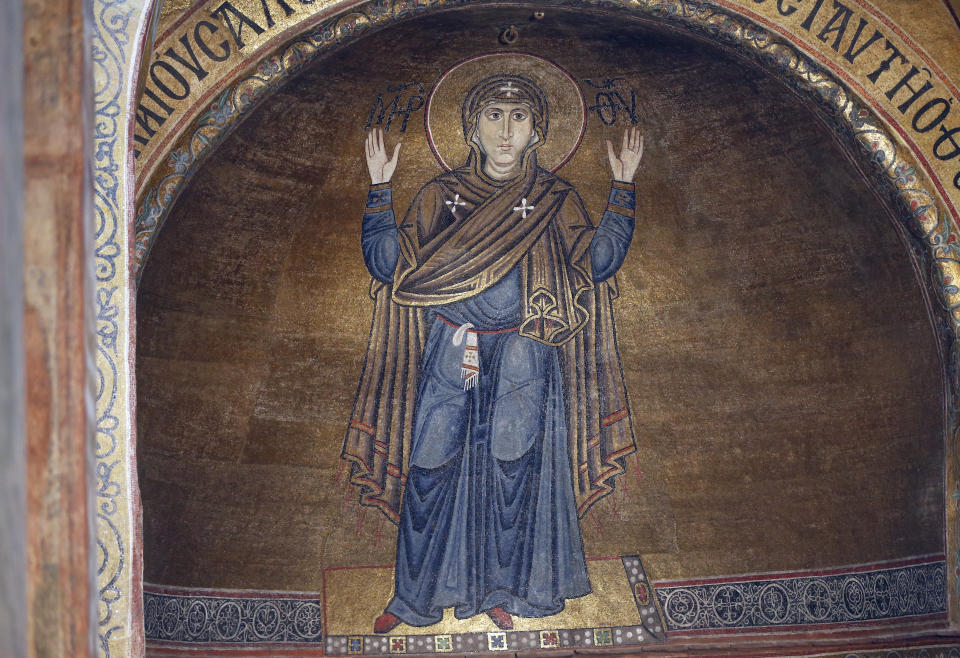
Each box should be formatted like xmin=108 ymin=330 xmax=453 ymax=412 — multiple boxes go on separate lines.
xmin=342 ymin=152 xmax=635 ymax=523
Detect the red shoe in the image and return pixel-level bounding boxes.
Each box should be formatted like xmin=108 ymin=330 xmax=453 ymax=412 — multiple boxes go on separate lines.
xmin=373 ymin=612 xmax=401 ymax=634
xmin=487 ymin=607 xmax=513 ymax=630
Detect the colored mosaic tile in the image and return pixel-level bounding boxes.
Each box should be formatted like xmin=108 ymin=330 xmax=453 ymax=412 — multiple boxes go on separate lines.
xmin=539 ymin=630 xmax=559 ymax=648
xmin=434 ymin=634 xmax=452 ymax=652
xmin=487 ymin=631 xmax=507 ymax=651
xmin=348 ymin=636 xmax=364 ymax=654
xmin=593 ymin=627 xmax=613 ymax=646
xmin=635 ymin=582 xmax=651 ymax=605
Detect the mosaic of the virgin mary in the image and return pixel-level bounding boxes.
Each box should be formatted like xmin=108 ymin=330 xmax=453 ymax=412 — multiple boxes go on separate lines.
xmin=342 ymin=53 xmax=644 ymax=633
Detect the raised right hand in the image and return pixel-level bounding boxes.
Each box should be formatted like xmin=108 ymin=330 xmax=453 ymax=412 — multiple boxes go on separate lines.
xmin=605 ymin=127 xmax=644 ymax=183
xmin=365 ymin=128 xmax=401 ymax=185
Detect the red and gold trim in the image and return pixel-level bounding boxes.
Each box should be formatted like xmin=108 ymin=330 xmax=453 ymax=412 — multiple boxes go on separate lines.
xmin=364 ymin=201 xmax=393 ymax=213
xmin=348 ymin=418 xmax=376 ymax=436
xmin=604 ymin=202 xmax=630 ymax=216
xmin=577 ymin=444 xmax=636 ymax=517
xmin=385 ymin=462 xmax=407 ymax=484
xmin=601 ymin=407 xmax=629 ymax=428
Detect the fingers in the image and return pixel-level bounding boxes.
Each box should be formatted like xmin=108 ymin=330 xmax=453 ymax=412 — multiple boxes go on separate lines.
xmin=366 ymin=128 xmax=389 ymax=158
xmin=606 ymin=139 xmax=617 ymax=165
xmin=623 ymin=127 xmax=642 ymax=153
xmin=390 ymin=142 xmax=402 ymax=164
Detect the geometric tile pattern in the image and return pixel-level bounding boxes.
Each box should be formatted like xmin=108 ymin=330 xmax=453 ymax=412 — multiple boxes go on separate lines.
xmin=323 ymin=625 xmax=662 ymax=655
xmin=143 ymin=593 xmax=324 ymax=643
xmin=655 ymin=560 xmax=946 ymax=632
xmin=621 ymin=555 xmax=667 ymax=640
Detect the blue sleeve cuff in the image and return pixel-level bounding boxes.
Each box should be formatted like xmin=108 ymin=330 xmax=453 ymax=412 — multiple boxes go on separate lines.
xmin=606 ymin=180 xmax=636 ymax=216
xmin=366 ymin=183 xmax=393 ymax=211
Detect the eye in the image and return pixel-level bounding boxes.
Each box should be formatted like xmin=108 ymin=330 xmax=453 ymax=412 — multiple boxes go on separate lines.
xmin=487 ymin=110 xmax=502 ymax=120
xmin=512 ymin=111 xmax=527 ymax=121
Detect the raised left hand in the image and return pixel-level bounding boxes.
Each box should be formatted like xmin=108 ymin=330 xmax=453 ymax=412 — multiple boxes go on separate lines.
xmin=606 ymin=127 xmax=644 ymax=183
xmin=365 ymin=128 xmax=401 ymax=185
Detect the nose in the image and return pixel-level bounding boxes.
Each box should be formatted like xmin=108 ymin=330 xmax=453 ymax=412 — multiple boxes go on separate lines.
xmin=499 ymin=116 xmax=513 ymax=139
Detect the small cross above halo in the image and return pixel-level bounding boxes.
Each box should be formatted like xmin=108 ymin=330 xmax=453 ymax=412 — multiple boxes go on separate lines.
xmin=513 ymin=198 xmax=535 ymax=218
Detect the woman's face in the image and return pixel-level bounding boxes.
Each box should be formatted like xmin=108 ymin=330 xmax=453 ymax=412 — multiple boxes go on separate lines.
xmin=476 ymin=102 xmax=535 ymax=175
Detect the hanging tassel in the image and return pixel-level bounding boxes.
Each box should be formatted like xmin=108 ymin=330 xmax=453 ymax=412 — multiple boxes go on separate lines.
xmin=461 ymin=331 xmax=480 ymax=390
xmin=452 ymin=322 xmax=480 ymax=390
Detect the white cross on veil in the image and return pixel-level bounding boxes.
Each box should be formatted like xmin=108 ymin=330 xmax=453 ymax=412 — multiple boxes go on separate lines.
xmin=499 ymin=82 xmax=520 ymax=98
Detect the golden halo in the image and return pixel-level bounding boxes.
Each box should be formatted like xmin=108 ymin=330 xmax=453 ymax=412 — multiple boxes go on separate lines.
xmin=425 ymin=52 xmax=586 ymax=173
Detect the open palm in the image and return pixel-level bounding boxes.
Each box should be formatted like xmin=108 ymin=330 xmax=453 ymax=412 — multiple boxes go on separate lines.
xmin=365 ymin=128 xmax=401 ymax=185
xmin=606 ymin=127 xmax=644 ymax=183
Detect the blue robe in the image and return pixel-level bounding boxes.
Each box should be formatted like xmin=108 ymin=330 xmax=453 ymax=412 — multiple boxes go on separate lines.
xmin=359 ymin=172 xmax=636 ymax=625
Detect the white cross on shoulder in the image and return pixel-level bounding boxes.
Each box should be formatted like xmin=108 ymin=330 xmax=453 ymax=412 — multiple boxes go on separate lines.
xmin=445 ymin=193 xmax=467 ymax=215
xmin=513 ymin=198 xmax=535 ymax=218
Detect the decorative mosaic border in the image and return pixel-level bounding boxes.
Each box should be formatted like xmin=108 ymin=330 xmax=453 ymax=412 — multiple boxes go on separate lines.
xmin=621 ymin=554 xmax=667 ymax=640
xmin=144 ymin=592 xmax=324 ymax=644
xmin=144 ymin=558 xmax=950 ymax=652
xmin=92 ymin=0 xmax=140 ymax=657
xmin=655 ymin=560 xmax=947 ymax=632
xmin=324 ymin=625 xmax=659 ymax=655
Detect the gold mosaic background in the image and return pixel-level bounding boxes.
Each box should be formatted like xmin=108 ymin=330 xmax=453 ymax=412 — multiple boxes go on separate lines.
xmin=136 ymin=4 xmax=944 ymax=616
